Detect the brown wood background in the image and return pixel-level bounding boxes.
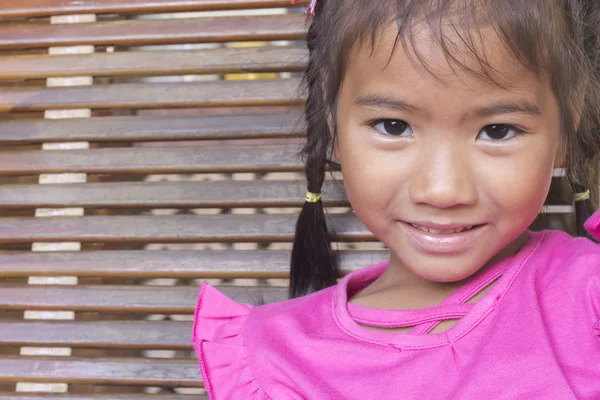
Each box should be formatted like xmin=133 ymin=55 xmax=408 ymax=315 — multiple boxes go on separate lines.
xmin=0 ymin=0 xmax=593 ymax=398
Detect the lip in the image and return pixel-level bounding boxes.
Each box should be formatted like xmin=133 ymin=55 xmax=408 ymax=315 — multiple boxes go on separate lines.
xmin=398 ymin=220 xmax=488 ymax=255
xmin=406 ymin=221 xmax=480 ymax=231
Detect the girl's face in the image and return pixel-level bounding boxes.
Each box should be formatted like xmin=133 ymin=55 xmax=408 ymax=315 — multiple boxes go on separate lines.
xmin=336 ymin=25 xmax=563 ymax=284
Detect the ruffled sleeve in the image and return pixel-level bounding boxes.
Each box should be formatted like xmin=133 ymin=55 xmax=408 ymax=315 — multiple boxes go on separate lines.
xmin=585 ymin=210 xmax=600 ymax=342
xmin=584 ymin=209 xmax=600 ymax=241
xmin=192 ymin=282 xmax=271 ymax=399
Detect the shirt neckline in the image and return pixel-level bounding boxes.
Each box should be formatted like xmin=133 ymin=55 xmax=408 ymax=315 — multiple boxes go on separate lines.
xmin=332 ymin=231 xmax=544 ymax=349
xmin=346 ymin=250 xmax=510 ymax=329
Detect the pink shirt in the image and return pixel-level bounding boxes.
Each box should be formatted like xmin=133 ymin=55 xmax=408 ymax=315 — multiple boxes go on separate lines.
xmin=193 ymin=211 xmax=600 ymax=399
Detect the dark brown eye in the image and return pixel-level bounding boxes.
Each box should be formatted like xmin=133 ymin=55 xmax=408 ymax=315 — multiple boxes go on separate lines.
xmin=478 ymin=124 xmax=523 ymax=141
xmin=372 ymin=119 xmax=412 ymax=137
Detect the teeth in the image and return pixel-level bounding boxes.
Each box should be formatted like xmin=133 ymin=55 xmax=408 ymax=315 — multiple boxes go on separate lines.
xmin=410 ymin=223 xmax=473 ymax=234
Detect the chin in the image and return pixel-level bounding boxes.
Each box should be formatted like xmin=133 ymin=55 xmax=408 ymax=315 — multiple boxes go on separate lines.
xmin=421 ymin=265 xmax=482 ymax=283
xmin=390 ymin=245 xmax=497 ymax=283
xmin=415 ymin=261 xmax=481 ymax=283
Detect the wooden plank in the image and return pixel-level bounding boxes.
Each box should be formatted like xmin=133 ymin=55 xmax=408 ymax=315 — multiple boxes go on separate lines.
xmin=0 ymin=144 xmax=302 ymax=175
xmin=0 ymin=321 xmax=192 ymax=349
xmin=0 ymin=112 xmax=304 ymax=144
xmin=0 ymin=213 xmax=373 ymax=243
xmin=0 ymin=180 xmax=347 ymax=208
xmin=17 ymin=14 xmax=91 ymax=397
xmin=0 ymin=0 xmax=310 ymax=18
xmin=0 ymin=285 xmax=286 ymax=312
xmin=0 ymin=396 xmax=202 ymax=400
xmin=0 ymin=250 xmax=388 ymax=278
xmin=0 ymin=78 xmax=303 ymax=113
xmin=0 ymin=15 xmax=306 ymax=50
xmin=0 ymin=45 xmax=307 ymax=80
xmin=0 ymin=358 xmax=201 ymax=387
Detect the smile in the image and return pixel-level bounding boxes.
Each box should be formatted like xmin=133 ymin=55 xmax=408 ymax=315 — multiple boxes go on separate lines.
xmin=399 ymin=221 xmax=488 ymax=254
xmin=409 ymin=223 xmax=474 ymax=234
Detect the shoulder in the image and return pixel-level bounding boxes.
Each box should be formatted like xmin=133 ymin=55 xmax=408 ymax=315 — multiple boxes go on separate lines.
xmin=531 ymin=209 xmax=600 ymax=273
xmin=191 ymin=281 xmax=337 ymax=399
xmin=529 ymin=230 xmax=600 ymax=284
xmin=527 ymin=230 xmax=600 ymax=322
xmin=247 ymin=283 xmax=337 ymax=333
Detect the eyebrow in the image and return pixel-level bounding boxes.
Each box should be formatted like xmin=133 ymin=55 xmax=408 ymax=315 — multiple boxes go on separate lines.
xmin=354 ymin=94 xmax=541 ymax=118
xmin=474 ymin=100 xmax=541 ymax=118
xmin=355 ymin=94 xmax=425 ymax=115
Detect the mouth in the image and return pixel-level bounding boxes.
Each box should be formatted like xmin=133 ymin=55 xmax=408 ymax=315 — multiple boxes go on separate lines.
xmin=408 ymin=223 xmax=479 ymax=235
xmin=399 ymin=221 xmax=488 ymax=254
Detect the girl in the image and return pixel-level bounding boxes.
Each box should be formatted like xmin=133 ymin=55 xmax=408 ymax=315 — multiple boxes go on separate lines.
xmin=193 ymin=0 xmax=600 ymax=398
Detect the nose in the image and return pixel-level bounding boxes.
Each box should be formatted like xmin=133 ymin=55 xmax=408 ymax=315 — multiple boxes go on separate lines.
xmin=409 ymin=139 xmax=477 ymax=209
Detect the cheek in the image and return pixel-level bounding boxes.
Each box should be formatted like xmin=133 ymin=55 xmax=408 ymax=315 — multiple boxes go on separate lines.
xmin=481 ymin=147 xmax=555 ymax=222
xmin=341 ymin=145 xmax=384 ymax=204
xmin=338 ymin=131 xmax=402 ymax=231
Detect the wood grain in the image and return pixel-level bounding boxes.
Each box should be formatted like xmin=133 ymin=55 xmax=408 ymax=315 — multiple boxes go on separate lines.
xmin=0 ymin=0 xmax=310 ymax=18
xmin=0 ymin=112 xmax=304 ymax=144
xmin=0 ymin=213 xmax=373 ymax=243
xmin=0 ymin=144 xmax=302 ymax=175
xmin=0 ymin=250 xmax=388 ymax=278
xmin=0 ymin=46 xmax=307 ymax=80
xmin=0 ymin=321 xmax=193 ymax=349
xmin=0 ymin=15 xmax=306 ymax=50
xmin=0 ymin=180 xmax=347 ymax=208
xmin=0 ymin=78 xmax=303 ymax=112
xmin=0 ymin=284 xmax=286 ymax=312
xmin=0 ymin=358 xmax=201 ymax=387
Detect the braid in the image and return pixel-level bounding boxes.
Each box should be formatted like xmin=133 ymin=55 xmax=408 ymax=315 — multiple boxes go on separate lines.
xmin=289 ymin=1 xmax=339 ymax=299
xmin=568 ymin=0 xmax=600 ymax=240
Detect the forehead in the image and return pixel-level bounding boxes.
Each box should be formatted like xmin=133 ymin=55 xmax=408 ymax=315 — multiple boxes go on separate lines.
xmin=343 ymin=22 xmax=542 ymax=100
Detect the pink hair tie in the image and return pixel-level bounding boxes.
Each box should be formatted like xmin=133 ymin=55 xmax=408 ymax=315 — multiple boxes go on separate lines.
xmin=291 ymin=0 xmax=319 ymax=16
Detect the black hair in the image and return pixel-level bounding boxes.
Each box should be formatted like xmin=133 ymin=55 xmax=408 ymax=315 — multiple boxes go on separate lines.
xmin=289 ymin=0 xmax=338 ymax=299
xmin=289 ymin=0 xmax=600 ymax=298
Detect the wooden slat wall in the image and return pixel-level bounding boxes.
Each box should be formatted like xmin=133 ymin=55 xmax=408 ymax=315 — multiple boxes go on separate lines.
xmin=0 ymin=15 xmax=306 ymax=49
xmin=0 ymin=46 xmax=308 ymax=80
xmin=0 ymin=250 xmax=386 ymax=277
xmin=0 ymin=0 xmax=310 ymax=18
xmin=0 ymin=0 xmax=592 ymax=397
xmin=0 ymin=112 xmax=305 ymax=144
xmin=0 ymin=2 xmax=318 ymax=397
xmin=0 ymin=79 xmax=304 ymax=112
xmin=16 ymin=12 xmax=97 ymax=396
